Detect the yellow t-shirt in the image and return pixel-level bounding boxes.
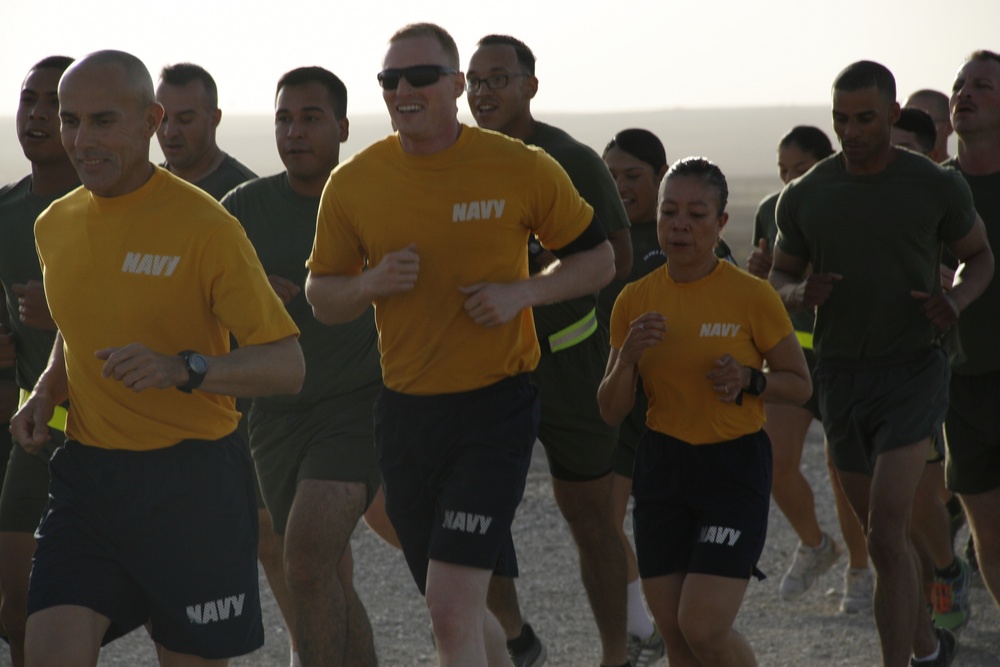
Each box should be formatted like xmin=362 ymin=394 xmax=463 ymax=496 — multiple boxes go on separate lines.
xmin=610 ymin=261 xmax=792 ymax=444
xmin=35 ymin=167 xmax=299 ymax=450
xmin=308 ymin=126 xmax=594 ymax=395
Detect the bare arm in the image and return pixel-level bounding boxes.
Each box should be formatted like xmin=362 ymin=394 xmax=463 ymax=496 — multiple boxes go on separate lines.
xmin=912 ymin=214 xmax=995 ymax=328
xmin=705 ymin=333 xmax=812 ymax=405
xmin=95 ymin=335 xmax=304 ymax=398
xmin=10 ymin=331 xmax=69 ymax=452
xmin=461 ymin=241 xmax=615 ymax=327
xmin=597 ymin=312 xmax=666 ymax=426
xmin=306 ymin=244 xmax=419 ymax=325
xmin=769 ymin=246 xmax=842 ymax=312
xmin=607 ymin=228 xmax=633 ymax=280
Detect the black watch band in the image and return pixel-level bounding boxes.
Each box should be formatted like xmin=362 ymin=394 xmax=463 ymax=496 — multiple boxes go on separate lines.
xmin=177 ymin=350 xmax=209 ymax=393
xmin=744 ymin=367 xmax=767 ymax=397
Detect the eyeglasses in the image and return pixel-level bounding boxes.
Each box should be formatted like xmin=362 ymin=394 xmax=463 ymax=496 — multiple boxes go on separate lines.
xmin=377 ymin=65 xmax=457 ymax=90
xmin=465 ymin=73 xmax=529 ymax=93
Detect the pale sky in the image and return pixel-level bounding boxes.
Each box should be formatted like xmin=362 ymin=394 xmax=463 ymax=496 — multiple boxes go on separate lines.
xmin=2 ymin=0 xmax=998 ymax=117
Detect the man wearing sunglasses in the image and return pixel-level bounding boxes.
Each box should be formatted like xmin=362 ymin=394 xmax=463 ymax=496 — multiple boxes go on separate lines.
xmin=466 ymin=34 xmax=635 ymax=667
xmin=306 ymin=22 xmax=615 ymax=667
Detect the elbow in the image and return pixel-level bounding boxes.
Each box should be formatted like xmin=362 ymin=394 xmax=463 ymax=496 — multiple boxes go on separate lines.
xmin=613 ymin=256 xmax=632 ymax=281
xmin=791 ymin=373 xmax=813 ymax=406
xmin=596 ymin=242 xmax=616 ymax=289
xmin=279 ymin=342 xmax=306 ymax=396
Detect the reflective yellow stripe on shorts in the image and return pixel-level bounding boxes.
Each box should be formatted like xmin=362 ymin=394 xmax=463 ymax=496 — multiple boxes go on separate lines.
xmin=17 ymin=388 xmax=67 ymax=432
xmin=795 ymin=330 xmax=814 ymax=351
xmin=547 ymin=308 xmax=598 ymax=354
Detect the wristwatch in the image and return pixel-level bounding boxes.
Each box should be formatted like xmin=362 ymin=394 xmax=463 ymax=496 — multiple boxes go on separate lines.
xmin=177 ymin=350 xmax=209 ymax=393
xmin=744 ymin=367 xmax=767 ymax=396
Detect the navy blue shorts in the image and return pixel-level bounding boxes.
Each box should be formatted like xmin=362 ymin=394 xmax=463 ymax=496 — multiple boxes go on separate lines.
xmin=633 ymin=429 xmax=771 ymax=581
xmin=27 ymin=434 xmax=264 ymax=659
xmin=374 ymin=375 xmax=539 ymax=595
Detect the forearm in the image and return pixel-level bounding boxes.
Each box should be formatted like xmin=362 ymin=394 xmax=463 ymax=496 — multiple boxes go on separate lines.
xmin=305 ymin=272 xmax=371 ymax=325
xmin=950 ymin=245 xmax=995 ymax=313
xmin=527 ymin=241 xmax=615 ymax=307
xmin=598 ymin=355 xmax=638 ymax=426
xmin=33 ymin=331 xmax=69 ymax=405
xmin=199 ymin=336 xmax=304 ymax=397
xmin=608 ymin=229 xmax=633 ymax=280
xmin=767 ymin=269 xmax=806 ymax=312
xmin=756 ymin=368 xmax=812 ymax=406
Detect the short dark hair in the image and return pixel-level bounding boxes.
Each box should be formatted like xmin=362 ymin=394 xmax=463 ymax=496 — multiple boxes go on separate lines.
xmin=779 ymin=126 xmax=834 ymax=160
xmin=894 ymin=108 xmax=937 ymax=154
xmin=159 ymin=62 xmax=219 ymax=109
xmin=603 ymin=129 xmax=666 ymax=173
xmin=476 ymin=35 xmax=536 ymax=75
xmin=665 ymin=157 xmax=729 ymax=213
xmin=389 ymin=23 xmax=460 ymax=69
xmin=833 ymin=60 xmax=896 ymax=103
xmin=906 ymin=89 xmax=950 ymax=122
xmin=31 ymin=56 xmax=74 ymax=74
xmin=276 ymin=67 xmax=348 ymax=119
xmin=965 ymin=49 xmax=1000 ymax=68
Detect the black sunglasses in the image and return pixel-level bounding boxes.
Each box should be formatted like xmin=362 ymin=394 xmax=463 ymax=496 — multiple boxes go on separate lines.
xmin=377 ymin=65 xmax=457 ymax=90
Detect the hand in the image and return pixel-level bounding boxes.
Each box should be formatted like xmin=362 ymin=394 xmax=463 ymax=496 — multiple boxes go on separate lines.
xmin=11 ymin=280 xmax=56 ymax=330
xmin=364 ymin=244 xmax=419 ymax=298
xmin=268 ymin=275 xmax=301 ymax=305
xmin=911 ymin=290 xmax=960 ymax=329
xmin=746 ymin=238 xmax=773 ymax=279
xmin=0 ymin=323 xmax=15 ymax=369
xmin=10 ymin=391 xmax=55 ymax=454
xmin=619 ymin=313 xmax=666 ymax=366
xmin=460 ymin=282 xmax=527 ymax=327
xmin=793 ymin=272 xmax=843 ymax=309
xmin=95 ymin=343 xmax=187 ymax=393
xmin=706 ymin=354 xmax=744 ymax=403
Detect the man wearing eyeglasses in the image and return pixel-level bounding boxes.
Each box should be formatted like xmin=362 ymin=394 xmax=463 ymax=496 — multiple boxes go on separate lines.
xmin=306 ymin=22 xmax=615 ymax=667
xmin=904 ymin=89 xmax=954 ymax=163
xmin=466 ymin=34 xmax=634 ymax=667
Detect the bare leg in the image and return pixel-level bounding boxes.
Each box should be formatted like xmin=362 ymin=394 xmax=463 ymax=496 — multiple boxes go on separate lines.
xmin=485 ymin=576 xmax=524 ymax=640
xmin=767 ymin=403 xmax=823 ymax=547
xmin=257 ymin=509 xmax=297 ymax=659
xmin=838 ymin=440 xmax=937 ymax=667
xmin=552 ymin=474 xmax=628 ymax=666
xmin=24 ymin=605 xmax=108 ymax=667
xmin=425 ymin=560 xmax=497 ymax=667
xmin=824 ymin=446 xmax=869 ymax=569
xmin=0 ymin=532 xmax=37 ymax=667
xmin=284 ymin=480 xmax=375 ymax=667
xmin=961 ymin=489 xmax=1000 ymax=609
xmin=363 ymin=486 xmax=401 ymax=550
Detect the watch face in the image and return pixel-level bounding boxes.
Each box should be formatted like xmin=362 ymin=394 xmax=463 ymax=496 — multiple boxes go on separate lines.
xmin=189 ymin=353 xmax=209 ymax=375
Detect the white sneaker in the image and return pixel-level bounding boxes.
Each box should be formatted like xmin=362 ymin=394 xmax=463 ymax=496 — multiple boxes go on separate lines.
xmin=779 ymin=532 xmax=841 ymax=601
xmin=839 ymin=567 xmax=874 ymax=614
xmin=627 ymin=626 xmax=665 ymax=667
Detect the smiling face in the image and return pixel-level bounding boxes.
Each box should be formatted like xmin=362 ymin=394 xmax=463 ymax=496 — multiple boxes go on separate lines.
xmin=832 ymin=86 xmax=899 ymax=174
xmin=17 ymin=67 xmax=67 ymax=166
xmin=275 ymin=81 xmax=348 ymax=195
xmin=59 ymin=60 xmax=162 ymax=197
xmin=381 ymin=35 xmax=464 ymax=155
xmin=155 ymin=79 xmax=220 ymax=173
xmin=603 ymin=145 xmax=663 ymax=224
xmin=466 ymin=43 xmax=536 ymax=139
xmin=950 ymin=58 xmax=1000 ymax=139
xmin=657 ymin=174 xmax=728 ymax=282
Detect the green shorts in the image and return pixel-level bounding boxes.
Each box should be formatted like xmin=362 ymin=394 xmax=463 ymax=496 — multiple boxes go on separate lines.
xmin=817 ymin=346 xmax=949 ymax=475
xmin=248 ymin=383 xmax=382 ymax=534
xmin=944 ymin=371 xmax=1000 ymax=494
xmin=532 ymin=334 xmax=617 ymax=481
xmin=0 ymin=430 xmax=63 ymax=533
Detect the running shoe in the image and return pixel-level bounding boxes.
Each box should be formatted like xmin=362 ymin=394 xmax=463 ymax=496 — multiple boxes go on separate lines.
xmin=508 ymin=622 xmax=547 ymax=667
xmin=839 ymin=567 xmax=874 ymax=614
xmin=627 ymin=626 xmax=665 ymax=666
xmin=931 ymin=558 xmax=972 ymax=633
xmin=779 ymin=532 xmax=841 ymax=601
xmin=910 ymin=626 xmax=957 ymax=667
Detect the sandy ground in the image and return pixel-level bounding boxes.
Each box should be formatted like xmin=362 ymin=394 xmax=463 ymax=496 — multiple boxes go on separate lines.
xmin=61 ymin=419 xmax=997 ymax=666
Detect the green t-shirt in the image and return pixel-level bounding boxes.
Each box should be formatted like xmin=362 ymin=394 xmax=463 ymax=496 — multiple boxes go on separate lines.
xmin=161 ymin=153 xmax=257 ymax=201
xmin=753 ymin=189 xmax=815 ymax=335
xmin=943 ymin=161 xmax=1000 ymax=375
xmin=0 ymin=175 xmax=76 ymax=390
xmin=776 ymin=150 xmax=977 ymax=360
xmin=597 ymin=220 xmax=664 ymax=332
xmin=222 ymin=173 xmax=381 ymax=406
xmin=527 ymin=122 xmax=630 ymax=338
